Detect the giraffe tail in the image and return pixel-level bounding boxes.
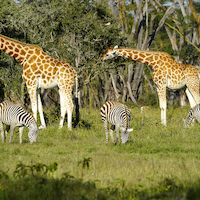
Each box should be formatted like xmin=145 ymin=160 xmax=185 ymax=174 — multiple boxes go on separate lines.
xmin=74 ymin=72 xmax=79 ymax=127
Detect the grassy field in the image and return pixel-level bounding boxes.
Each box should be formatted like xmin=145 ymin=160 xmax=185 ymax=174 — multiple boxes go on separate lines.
xmin=1 ymin=104 xmax=200 ymax=199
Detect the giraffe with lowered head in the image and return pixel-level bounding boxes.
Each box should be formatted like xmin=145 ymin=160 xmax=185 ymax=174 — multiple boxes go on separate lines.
xmin=0 ymin=34 xmax=78 ymax=130
xmin=101 ymin=46 xmax=200 ymax=126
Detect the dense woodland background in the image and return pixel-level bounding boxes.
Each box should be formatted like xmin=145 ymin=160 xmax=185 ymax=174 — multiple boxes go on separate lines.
xmin=0 ymin=0 xmax=200 ymax=112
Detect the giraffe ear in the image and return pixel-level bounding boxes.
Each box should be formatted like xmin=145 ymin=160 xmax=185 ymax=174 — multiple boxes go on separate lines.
xmin=114 ymin=45 xmax=118 ymax=49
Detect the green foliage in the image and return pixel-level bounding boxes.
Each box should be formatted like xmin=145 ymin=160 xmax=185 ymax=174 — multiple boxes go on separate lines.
xmin=13 ymin=161 xmax=58 ymax=179
xmin=77 ymin=157 xmax=91 ymax=178
xmin=0 ymin=170 xmax=9 ymax=180
xmin=43 ymin=104 xmax=60 ymax=125
xmin=0 ymin=0 xmax=199 ymax=108
xmin=0 ymin=0 xmax=128 ymax=104
xmin=138 ymin=91 xmax=158 ymax=106
xmin=1 ymin=162 xmax=200 ymax=199
xmin=77 ymin=157 xmax=91 ymax=170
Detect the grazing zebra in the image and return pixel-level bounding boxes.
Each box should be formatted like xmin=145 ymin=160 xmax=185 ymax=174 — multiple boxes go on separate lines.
xmin=183 ymin=104 xmax=200 ymax=127
xmin=101 ymin=101 xmax=133 ymax=145
xmin=0 ymin=99 xmax=39 ymax=144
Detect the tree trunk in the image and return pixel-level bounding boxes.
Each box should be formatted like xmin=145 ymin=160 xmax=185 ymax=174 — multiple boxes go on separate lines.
xmin=110 ymin=73 xmax=121 ymax=101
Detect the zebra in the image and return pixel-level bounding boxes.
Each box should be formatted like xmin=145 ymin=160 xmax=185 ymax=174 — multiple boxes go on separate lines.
xmin=183 ymin=104 xmax=200 ymax=127
xmin=0 ymin=99 xmax=39 ymax=144
xmin=101 ymin=101 xmax=133 ymax=145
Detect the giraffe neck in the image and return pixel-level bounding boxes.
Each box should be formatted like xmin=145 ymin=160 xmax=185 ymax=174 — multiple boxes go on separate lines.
xmin=0 ymin=34 xmax=43 ymax=64
xmin=115 ymin=48 xmax=175 ymax=68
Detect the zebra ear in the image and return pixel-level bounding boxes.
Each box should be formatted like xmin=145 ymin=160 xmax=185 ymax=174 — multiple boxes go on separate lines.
xmin=127 ymin=128 xmax=133 ymax=132
xmin=121 ymin=127 xmax=133 ymax=132
xmin=38 ymin=125 xmax=44 ymax=130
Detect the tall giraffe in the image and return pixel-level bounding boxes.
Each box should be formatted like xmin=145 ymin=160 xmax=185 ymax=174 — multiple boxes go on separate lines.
xmin=0 ymin=34 xmax=78 ymax=130
xmin=101 ymin=46 xmax=200 ymax=126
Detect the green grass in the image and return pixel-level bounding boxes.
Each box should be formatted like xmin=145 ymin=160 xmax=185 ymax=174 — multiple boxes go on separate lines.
xmin=1 ymin=105 xmax=200 ymax=199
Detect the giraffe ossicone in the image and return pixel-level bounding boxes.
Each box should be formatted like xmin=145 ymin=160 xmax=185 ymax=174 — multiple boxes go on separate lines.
xmin=101 ymin=46 xmax=200 ymax=126
xmin=0 ymin=34 xmax=78 ymax=130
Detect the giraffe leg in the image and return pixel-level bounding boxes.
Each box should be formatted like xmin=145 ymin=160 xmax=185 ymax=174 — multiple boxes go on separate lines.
xmin=27 ymin=86 xmax=38 ymax=123
xmin=59 ymin=89 xmax=73 ymax=130
xmin=27 ymin=86 xmax=46 ymax=129
xmin=185 ymin=70 xmax=200 ymax=107
xmin=37 ymin=93 xmax=46 ymax=129
xmin=185 ymin=88 xmax=197 ymax=108
xmin=157 ymin=86 xmax=167 ymax=126
xmin=58 ymin=91 xmax=66 ymax=129
xmin=66 ymin=106 xmax=73 ymax=130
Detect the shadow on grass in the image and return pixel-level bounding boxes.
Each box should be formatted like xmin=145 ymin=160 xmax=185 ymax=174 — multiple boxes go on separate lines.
xmin=0 ymin=162 xmax=200 ymax=200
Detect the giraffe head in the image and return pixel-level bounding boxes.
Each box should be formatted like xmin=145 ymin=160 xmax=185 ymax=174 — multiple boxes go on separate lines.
xmin=101 ymin=46 xmax=118 ymax=61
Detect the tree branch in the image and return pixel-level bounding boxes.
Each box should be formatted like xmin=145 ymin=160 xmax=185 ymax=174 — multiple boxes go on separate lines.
xmin=165 ymin=22 xmax=200 ymax=52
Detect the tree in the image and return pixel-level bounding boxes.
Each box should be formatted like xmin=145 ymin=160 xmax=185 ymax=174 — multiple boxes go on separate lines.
xmin=0 ymin=0 xmax=199 ymax=113
xmin=188 ymin=0 xmax=200 ymax=43
xmin=0 ymin=0 xmax=125 ymax=108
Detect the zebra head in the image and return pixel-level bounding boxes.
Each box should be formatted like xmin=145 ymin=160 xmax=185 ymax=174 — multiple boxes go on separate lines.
xmin=183 ymin=118 xmax=189 ymax=128
xmin=121 ymin=127 xmax=133 ymax=144
xmin=183 ymin=108 xmax=194 ymax=128
xmin=28 ymin=125 xmax=39 ymax=144
xmin=183 ymin=118 xmax=193 ymax=128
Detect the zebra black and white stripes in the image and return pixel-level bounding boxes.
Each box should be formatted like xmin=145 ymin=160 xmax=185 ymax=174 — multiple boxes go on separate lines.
xmin=101 ymin=101 xmax=133 ymax=145
xmin=0 ymin=99 xmax=39 ymax=144
xmin=183 ymin=104 xmax=200 ymax=127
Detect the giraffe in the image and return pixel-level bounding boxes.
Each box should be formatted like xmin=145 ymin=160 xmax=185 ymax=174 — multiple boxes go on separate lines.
xmin=101 ymin=46 xmax=200 ymax=126
xmin=0 ymin=34 xmax=78 ymax=130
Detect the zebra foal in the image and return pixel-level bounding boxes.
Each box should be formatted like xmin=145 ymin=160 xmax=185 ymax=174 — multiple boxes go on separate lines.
xmin=0 ymin=99 xmax=39 ymax=144
xmin=183 ymin=104 xmax=200 ymax=127
xmin=101 ymin=101 xmax=133 ymax=145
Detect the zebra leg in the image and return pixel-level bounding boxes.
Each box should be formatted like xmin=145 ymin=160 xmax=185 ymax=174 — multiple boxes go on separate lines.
xmin=115 ymin=125 xmax=120 ymax=144
xmin=9 ymin=125 xmax=15 ymax=143
xmin=0 ymin=121 xmax=4 ymax=142
xmin=5 ymin=125 xmax=10 ymax=142
xmin=109 ymin=125 xmax=115 ymax=144
xmin=19 ymin=126 xmax=24 ymax=144
xmin=104 ymin=121 xmax=109 ymax=145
